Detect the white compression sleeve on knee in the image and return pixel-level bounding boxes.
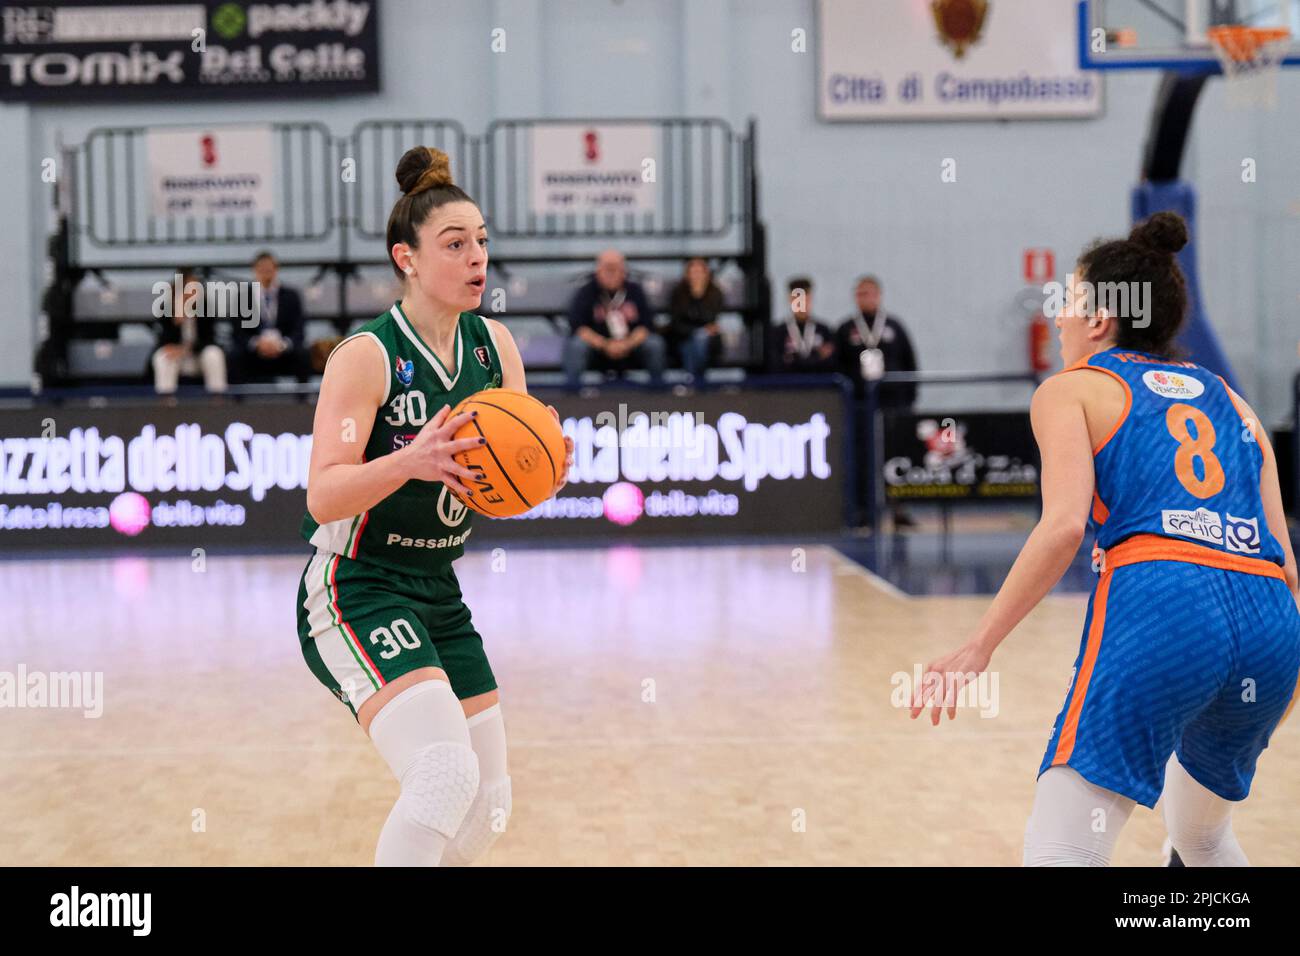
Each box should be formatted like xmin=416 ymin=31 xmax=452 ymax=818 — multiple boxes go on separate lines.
xmin=1161 ymin=754 xmax=1249 ymax=867
xmin=368 ymin=680 xmax=480 ymax=867
xmin=441 ymin=703 xmax=512 ymax=867
xmin=1023 ymin=766 xmax=1136 ymax=866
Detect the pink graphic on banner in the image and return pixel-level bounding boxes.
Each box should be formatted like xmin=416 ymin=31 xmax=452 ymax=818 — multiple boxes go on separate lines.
xmin=602 ymin=482 xmax=644 ymax=526
xmin=109 ymin=493 xmax=151 ymax=536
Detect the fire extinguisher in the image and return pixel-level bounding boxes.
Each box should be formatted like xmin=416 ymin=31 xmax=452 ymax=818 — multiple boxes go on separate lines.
xmin=1029 ymin=309 xmax=1052 ymax=376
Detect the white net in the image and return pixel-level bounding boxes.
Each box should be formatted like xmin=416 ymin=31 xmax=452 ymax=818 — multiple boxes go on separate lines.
xmin=1207 ymin=26 xmax=1292 ymax=109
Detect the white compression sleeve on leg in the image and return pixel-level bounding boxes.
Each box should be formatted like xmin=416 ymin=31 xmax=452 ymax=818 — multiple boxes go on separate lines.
xmin=1161 ymin=754 xmax=1249 ymax=867
xmin=368 ymin=680 xmax=480 ymax=867
xmin=1023 ymin=766 xmax=1136 ymax=866
xmin=441 ymin=703 xmax=512 ymax=867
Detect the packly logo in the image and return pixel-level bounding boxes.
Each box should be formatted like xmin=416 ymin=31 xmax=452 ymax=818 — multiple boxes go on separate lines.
xmin=1162 ymin=507 xmax=1223 ymax=546
xmin=1143 ymin=369 xmax=1204 ymax=399
xmin=1224 ymin=514 xmax=1261 ymax=554
xmin=394 ymin=356 xmax=414 ymax=388
xmin=211 ymin=3 xmax=247 ymax=40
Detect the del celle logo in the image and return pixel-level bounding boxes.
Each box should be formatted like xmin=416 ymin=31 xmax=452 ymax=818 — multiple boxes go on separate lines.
xmin=931 ymin=0 xmax=989 ymax=59
xmin=395 ymin=356 xmax=414 ymax=388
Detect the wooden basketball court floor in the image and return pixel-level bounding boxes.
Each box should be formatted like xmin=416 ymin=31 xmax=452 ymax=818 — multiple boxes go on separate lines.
xmin=2 ymin=542 xmax=1296 ymax=866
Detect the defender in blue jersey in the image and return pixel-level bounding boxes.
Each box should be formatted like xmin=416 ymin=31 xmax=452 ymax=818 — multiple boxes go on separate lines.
xmin=912 ymin=213 xmax=1300 ymax=866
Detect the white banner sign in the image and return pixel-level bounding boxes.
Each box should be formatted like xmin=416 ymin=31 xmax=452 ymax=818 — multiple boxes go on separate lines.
xmin=530 ymin=123 xmax=657 ymax=216
xmin=147 ymin=125 xmax=275 ymax=217
xmin=818 ymin=0 xmax=1102 ymax=120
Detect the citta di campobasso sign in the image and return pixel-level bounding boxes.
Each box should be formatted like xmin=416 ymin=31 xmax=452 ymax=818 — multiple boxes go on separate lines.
xmin=0 ymin=0 xmax=379 ymax=102
xmin=0 ymin=387 xmax=846 ymax=551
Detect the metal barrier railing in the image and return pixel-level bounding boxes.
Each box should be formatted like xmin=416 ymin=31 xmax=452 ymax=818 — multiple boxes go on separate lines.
xmin=40 ymin=116 xmax=769 ymax=387
xmin=75 ymin=122 xmax=335 ymax=252
xmin=482 ymin=117 xmax=741 ymax=239
xmin=60 ymin=116 xmax=752 ymax=261
xmin=347 ymin=119 xmax=471 ymax=241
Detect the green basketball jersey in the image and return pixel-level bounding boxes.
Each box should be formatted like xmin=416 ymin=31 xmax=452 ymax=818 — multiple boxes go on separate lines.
xmin=301 ymin=302 xmax=504 ymax=574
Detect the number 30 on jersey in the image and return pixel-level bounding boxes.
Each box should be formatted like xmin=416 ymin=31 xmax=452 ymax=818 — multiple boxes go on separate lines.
xmin=384 ymin=390 xmax=428 ymax=427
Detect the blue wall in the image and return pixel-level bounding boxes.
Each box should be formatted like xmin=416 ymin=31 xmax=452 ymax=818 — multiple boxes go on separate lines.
xmin=2 ymin=0 xmax=1296 ymax=423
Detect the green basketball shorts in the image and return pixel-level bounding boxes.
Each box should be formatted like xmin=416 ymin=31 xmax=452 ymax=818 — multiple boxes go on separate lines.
xmin=296 ymin=549 xmax=497 ymax=719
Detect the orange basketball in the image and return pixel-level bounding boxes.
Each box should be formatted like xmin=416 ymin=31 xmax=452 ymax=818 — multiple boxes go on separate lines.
xmin=448 ymin=389 xmax=566 ymax=518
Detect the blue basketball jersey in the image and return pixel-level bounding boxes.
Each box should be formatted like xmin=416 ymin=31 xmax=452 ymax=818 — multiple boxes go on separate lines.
xmin=1071 ymin=347 xmax=1284 ymax=568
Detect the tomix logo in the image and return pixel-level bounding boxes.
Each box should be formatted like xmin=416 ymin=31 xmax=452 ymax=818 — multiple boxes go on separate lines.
xmin=1 ymin=46 xmax=185 ymax=88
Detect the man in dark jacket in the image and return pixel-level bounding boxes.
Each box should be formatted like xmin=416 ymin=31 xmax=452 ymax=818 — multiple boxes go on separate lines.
xmin=229 ymin=250 xmax=312 ymax=384
xmin=767 ymin=277 xmax=836 ymax=373
xmin=563 ymin=249 xmax=666 ymax=391
xmin=835 ymin=275 xmax=918 ymax=404
xmin=837 ymin=275 xmax=920 ymax=529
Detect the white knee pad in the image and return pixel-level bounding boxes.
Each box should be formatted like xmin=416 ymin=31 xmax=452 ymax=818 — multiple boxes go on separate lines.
xmin=369 ymin=680 xmax=480 ymax=843
xmin=441 ymin=776 xmax=513 ymax=866
xmin=398 ymin=742 xmax=481 ymax=839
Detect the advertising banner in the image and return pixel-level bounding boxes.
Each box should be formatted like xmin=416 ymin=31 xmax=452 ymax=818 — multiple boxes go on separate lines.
xmin=0 ymin=0 xmax=380 ymax=101
xmin=818 ymin=0 xmax=1101 ymax=120
xmin=883 ymin=411 xmax=1039 ymax=501
xmin=529 ymin=123 xmax=658 ymax=217
xmin=147 ymin=125 xmax=275 ymax=217
xmin=0 ymin=388 xmax=845 ymax=552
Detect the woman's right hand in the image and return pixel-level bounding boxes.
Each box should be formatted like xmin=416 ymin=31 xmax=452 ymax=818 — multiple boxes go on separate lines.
xmin=400 ymin=404 xmax=485 ymax=498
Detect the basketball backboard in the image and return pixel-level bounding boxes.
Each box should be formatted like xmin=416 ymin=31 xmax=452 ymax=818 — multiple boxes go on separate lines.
xmin=1079 ymin=0 xmax=1300 ymax=70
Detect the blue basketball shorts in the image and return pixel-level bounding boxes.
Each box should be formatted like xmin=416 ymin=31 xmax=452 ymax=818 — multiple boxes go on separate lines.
xmin=1039 ymin=558 xmax=1300 ymax=808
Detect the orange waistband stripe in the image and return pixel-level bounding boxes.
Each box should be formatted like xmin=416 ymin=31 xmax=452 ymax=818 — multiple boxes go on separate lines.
xmin=1101 ymin=534 xmax=1285 ymax=581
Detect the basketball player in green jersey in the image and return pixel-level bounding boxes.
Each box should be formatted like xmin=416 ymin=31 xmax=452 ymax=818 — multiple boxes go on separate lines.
xmin=296 ymin=146 xmax=571 ymax=866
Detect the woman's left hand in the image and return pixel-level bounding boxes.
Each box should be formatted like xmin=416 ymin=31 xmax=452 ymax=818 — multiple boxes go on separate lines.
xmin=548 ymin=404 xmax=575 ymax=493
xmin=910 ymin=641 xmax=993 ymax=726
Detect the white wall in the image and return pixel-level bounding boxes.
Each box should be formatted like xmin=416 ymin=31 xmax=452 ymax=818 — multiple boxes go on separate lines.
xmin=3 ymin=0 xmax=1296 ymax=423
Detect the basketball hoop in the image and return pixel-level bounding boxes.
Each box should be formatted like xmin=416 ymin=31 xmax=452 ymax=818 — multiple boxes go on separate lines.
xmin=1206 ymin=25 xmax=1292 ymax=109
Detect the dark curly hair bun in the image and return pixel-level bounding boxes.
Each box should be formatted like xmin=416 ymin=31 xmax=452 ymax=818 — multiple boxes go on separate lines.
xmin=1129 ymin=211 xmax=1189 ymax=255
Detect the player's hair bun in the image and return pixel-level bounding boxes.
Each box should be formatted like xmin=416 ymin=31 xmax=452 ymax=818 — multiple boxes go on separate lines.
xmin=1129 ymin=212 xmax=1188 ymax=255
xmin=395 ymin=146 xmax=454 ymax=197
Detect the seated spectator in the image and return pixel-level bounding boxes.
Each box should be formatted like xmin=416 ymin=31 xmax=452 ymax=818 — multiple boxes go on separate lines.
xmin=229 ymin=250 xmax=312 ymax=385
xmin=151 ymin=268 xmax=227 ymax=395
xmin=564 ymin=249 xmax=666 ymax=391
xmin=767 ymin=276 xmax=836 ymax=373
xmin=667 ymin=257 xmax=724 ymax=385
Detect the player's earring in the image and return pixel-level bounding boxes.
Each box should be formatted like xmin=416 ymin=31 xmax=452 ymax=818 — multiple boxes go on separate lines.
xmin=403 ymin=265 xmax=414 ymax=276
